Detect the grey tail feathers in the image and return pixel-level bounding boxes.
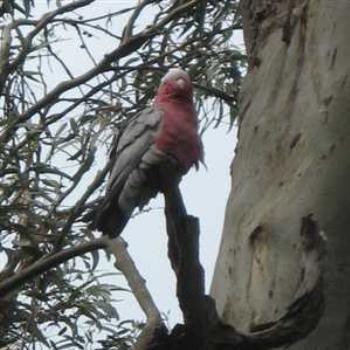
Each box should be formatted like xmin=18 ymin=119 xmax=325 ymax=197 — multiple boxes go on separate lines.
xmin=93 ymin=199 xmax=129 ymax=238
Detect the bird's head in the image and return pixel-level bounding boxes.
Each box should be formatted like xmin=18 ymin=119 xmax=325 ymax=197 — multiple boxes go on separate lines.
xmin=161 ymin=68 xmax=191 ymax=89
xmin=155 ymin=68 xmax=193 ymax=103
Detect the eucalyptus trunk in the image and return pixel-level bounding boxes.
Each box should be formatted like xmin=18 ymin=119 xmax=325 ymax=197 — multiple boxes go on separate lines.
xmin=211 ymin=1 xmax=350 ymax=348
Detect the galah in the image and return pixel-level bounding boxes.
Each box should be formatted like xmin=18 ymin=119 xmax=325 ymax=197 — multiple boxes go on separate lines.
xmin=95 ymin=68 xmax=202 ymax=237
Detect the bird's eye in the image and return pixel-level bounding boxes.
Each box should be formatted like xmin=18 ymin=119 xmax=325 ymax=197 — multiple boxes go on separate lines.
xmin=176 ymin=77 xmax=186 ymax=88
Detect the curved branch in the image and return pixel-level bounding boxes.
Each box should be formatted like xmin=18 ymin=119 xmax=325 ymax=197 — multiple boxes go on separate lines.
xmin=0 ymin=237 xmax=108 ymax=298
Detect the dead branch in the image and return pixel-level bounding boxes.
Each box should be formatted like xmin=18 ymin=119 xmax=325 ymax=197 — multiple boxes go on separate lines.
xmin=145 ymin=187 xmax=325 ymax=350
xmin=107 ymin=238 xmax=167 ymax=350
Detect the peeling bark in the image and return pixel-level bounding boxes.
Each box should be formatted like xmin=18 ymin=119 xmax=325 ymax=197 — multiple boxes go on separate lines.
xmin=211 ymin=0 xmax=350 ymax=348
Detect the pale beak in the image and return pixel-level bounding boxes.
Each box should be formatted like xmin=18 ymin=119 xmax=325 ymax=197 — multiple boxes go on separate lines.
xmin=176 ymin=77 xmax=186 ymax=88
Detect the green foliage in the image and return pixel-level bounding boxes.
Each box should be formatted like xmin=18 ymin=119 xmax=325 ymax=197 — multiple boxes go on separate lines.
xmin=0 ymin=0 xmax=244 ymax=348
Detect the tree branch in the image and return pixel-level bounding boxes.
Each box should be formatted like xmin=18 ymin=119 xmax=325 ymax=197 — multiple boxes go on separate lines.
xmin=0 ymin=237 xmax=108 ymax=298
xmin=0 ymin=0 xmax=200 ymax=144
xmin=0 ymin=25 xmax=11 ymax=80
xmin=54 ymin=161 xmax=112 ymax=251
xmin=0 ymin=0 xmax=200 ymax=145
xmin=147 ymin=188 xmax=325 ymax=350
xmin=107 ymin=238 xmax=166 ymax=350
xmin=122 ymin=0 xmax=156 ymax=42
xmin=0 ymin=0 xmax=96 ymax=92
xmin=9 ymin=0 xmax=96 ymax=71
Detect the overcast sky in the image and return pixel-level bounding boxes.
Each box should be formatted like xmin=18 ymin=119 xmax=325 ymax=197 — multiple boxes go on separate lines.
xmin=1 ymin=0 xmax=242 ymax=334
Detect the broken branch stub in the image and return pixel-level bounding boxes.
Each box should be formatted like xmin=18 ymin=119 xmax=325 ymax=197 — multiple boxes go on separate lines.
xmin=148 ymin=186 xmax=325 ymax=350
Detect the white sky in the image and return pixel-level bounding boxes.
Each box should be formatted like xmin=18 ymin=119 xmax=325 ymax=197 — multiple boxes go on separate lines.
xmin=2 ymin=0 xmax=241 ymax=336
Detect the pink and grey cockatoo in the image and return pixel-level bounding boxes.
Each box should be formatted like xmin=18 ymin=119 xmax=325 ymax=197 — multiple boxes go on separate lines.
xmin=95 ymin=68 xmax=202 ymax=237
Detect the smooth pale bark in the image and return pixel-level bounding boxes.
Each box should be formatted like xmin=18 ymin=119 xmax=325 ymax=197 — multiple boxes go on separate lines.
xmin=211 ymin=1 xmax=350 ymax=349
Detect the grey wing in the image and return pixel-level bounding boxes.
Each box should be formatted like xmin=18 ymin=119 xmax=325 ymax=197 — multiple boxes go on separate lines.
xmin=106 ymin=107 xmax=161 ymax=194
xmin=95 ymin=107 xmax=165 ymax=236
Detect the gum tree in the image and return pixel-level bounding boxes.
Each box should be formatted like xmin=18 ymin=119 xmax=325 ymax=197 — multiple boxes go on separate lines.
xmin=212 ymin=1 xmax=350 ymax=349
